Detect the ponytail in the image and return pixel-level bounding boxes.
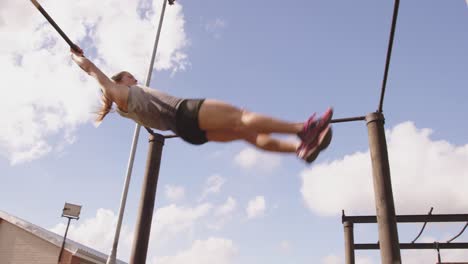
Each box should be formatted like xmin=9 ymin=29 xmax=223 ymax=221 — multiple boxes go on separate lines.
xmin=96 ymin=93 xmax=113 ymax=123
xmin=95 ymin=71 xmax=128 ymax=123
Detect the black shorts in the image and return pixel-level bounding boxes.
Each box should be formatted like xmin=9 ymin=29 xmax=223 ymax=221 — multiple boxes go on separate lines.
xmin=176 ymin=99 xmax=208 ymax=145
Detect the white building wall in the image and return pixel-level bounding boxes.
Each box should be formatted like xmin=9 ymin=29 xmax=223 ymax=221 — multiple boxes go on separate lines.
xmin=0 ymin=220 xmax=61 ymax=264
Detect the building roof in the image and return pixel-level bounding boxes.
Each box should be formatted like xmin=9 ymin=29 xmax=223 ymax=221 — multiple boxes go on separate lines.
xmin=0 ymin=210 xmax=127 ymax=264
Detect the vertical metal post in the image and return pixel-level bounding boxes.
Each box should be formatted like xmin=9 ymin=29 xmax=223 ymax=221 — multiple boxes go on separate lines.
xmin=436 ymin=243 xmax=442 ymax=264
xmin=130 ymin=134 xmax=165 ymax=264
xmin=107 ymin=0 xmax=169 ymax=263
xmin=344 ymin=221 xmax=355 ymax=264
xmin=57 ymin=217 xmax=71 ymax=263
xmin=366 ymin=112 xmax=401 ymax=264
xmin=107 ymin=125 xmax=141 ymax=264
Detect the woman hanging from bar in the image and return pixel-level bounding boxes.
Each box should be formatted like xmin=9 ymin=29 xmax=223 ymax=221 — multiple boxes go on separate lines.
xmin=70 ymin=46 xmax=333 ymax=163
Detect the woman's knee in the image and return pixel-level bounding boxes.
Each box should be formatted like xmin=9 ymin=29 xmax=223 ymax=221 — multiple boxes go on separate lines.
xmin=231 ymin=109 xmax=257 ymax=132
xmin=253 ymin=134 xmax=274 ymax=149
xmin=239 ymin=109 xmax=252 ymax=124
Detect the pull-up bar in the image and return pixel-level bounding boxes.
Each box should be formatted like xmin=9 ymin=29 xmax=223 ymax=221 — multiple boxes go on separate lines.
xmin=149 ymin=116 xmax=368 ymax=138
xmin=331 ymin=116 xmax=366 ymax=124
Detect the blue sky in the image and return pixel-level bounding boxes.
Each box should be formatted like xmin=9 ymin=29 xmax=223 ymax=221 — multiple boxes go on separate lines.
xmin=1 ymin=0 xmax=468 ymax=263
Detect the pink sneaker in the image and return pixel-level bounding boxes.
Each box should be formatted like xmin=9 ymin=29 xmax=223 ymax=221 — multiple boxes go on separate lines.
xmin=298 ymin=107 xmax=333 ymax=145
xmin=297 ymin=125 xmax=333 ymax=163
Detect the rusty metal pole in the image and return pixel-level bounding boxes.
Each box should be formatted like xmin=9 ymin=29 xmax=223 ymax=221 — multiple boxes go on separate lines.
xmin=366 ymin=112 xmax=401 ymax=263
xmin=129 ymin=134 xmax=165 ymax=264
xmin=343 ymin=221 xmax=355 ymax=264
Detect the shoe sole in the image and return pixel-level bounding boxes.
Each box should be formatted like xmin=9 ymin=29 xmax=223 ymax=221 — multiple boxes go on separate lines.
xmin=305 ymin=126 xmax=333 ymax=163
xmin=301 ymin=107 xmax=334 ymax=145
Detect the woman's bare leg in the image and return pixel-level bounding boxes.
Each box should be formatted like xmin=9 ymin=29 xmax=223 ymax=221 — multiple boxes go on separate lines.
xmin=198 ymin=99 xmax=303 ymax=134
xmin=206 ymin=130 xmax=299 ymax=153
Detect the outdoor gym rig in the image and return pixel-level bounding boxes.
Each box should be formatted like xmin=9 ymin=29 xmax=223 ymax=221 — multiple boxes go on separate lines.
xmin=342 ymin=208 xmax=468 ymax=264
xmin=30 ymin=0 xmax=467 ymax=263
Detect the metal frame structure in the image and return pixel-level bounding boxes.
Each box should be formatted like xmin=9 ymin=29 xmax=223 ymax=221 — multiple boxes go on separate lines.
xmin=33 ymin=0 xmax=452 ymax=263
xmin=107 ymin=0 xmax=465 ymax=263
xmin=342 ymin=209 xmax=468 ymax=264
xmin=114 ymin=0 xmax=404 ymax=263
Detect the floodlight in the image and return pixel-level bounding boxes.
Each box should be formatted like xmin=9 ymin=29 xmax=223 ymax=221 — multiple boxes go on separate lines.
xmin=62 ymin=203 xmax=81 ymax=219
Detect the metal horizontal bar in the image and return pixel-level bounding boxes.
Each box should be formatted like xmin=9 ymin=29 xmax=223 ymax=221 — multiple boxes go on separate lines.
xmin=355 ymin=243 xmax=468 ymax=250
xmin=331 ymin=116 xmax=366 ymax=123
xmin=164 ymin=134 xmax=179 ymax=139
xmin=342 ymin=214 xmax=468 ymax=224
xmin=161 ymin=116 xmax=365 ymax=139
xmin=436 ymin=262 xmax=468 ymax=264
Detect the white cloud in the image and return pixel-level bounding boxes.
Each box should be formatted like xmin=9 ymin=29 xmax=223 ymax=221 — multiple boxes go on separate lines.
xmin=207 ymin=197 xmax=237 ymax=230
xmin=322 ymin=254 xmax=374 ymax=264
xmin=200 ymin=174 xmax=225 ymax=200
xmin=154 ymin=1 xmax=190 ymax=72
xmin=205 ymin=175 xmax=225 ymax=194
xmin=321 ymin=254 xmax=342 ymax=264
xmin=165 ymin=185 xmax=185 ymax=201
xmin=279 ymin=240 xmax=292 ymax=254
xmin=48 ymin=204 xmax=216 ymax=262
xmin=356 ymin=256 xmax=375 ymax=264
xmin=0 ymin=47 xmax=98 ymax=164
xmin=0 ymin=0 xmax=189 ymax=164
xmin=301 ymin=121 xmax=468 ymax=216
xmin=402 ymin=249 xmax=468 ymax=263
xmin=154 ymin=237 xmax=238 ymax=264
xmin=246 ymin=196 xmax=266 ymax=219
xmin=234 ymin=147 xmax=282 ymax=172
xmin=215 ymin=197 xmax=237 ymax=217
xmin=50 ymin=208 xmax=132 ymax=259
xmin=151 ymin=203 xmax=212 ymax=244
xmin=205 ymin=18 xmax=227 ymax=39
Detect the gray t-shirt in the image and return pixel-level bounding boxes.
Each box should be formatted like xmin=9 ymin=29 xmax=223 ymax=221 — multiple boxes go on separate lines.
xmin=116 ymin=85 xmax=183 ymax=132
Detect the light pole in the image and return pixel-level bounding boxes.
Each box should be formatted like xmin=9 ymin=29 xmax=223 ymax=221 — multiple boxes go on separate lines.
xmin=58 ymin=202 xmax=81 ymax=264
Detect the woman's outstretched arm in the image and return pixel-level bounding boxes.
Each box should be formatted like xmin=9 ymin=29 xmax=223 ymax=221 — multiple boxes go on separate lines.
xmin=70 ymin=47 xmax=128 ymax=109
xmin=71 ymin=47 xmax=113 ymax=91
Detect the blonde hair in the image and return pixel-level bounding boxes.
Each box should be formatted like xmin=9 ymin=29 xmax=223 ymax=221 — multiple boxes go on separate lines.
xmin=95 ymin=71 xmax=127 ymax=123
